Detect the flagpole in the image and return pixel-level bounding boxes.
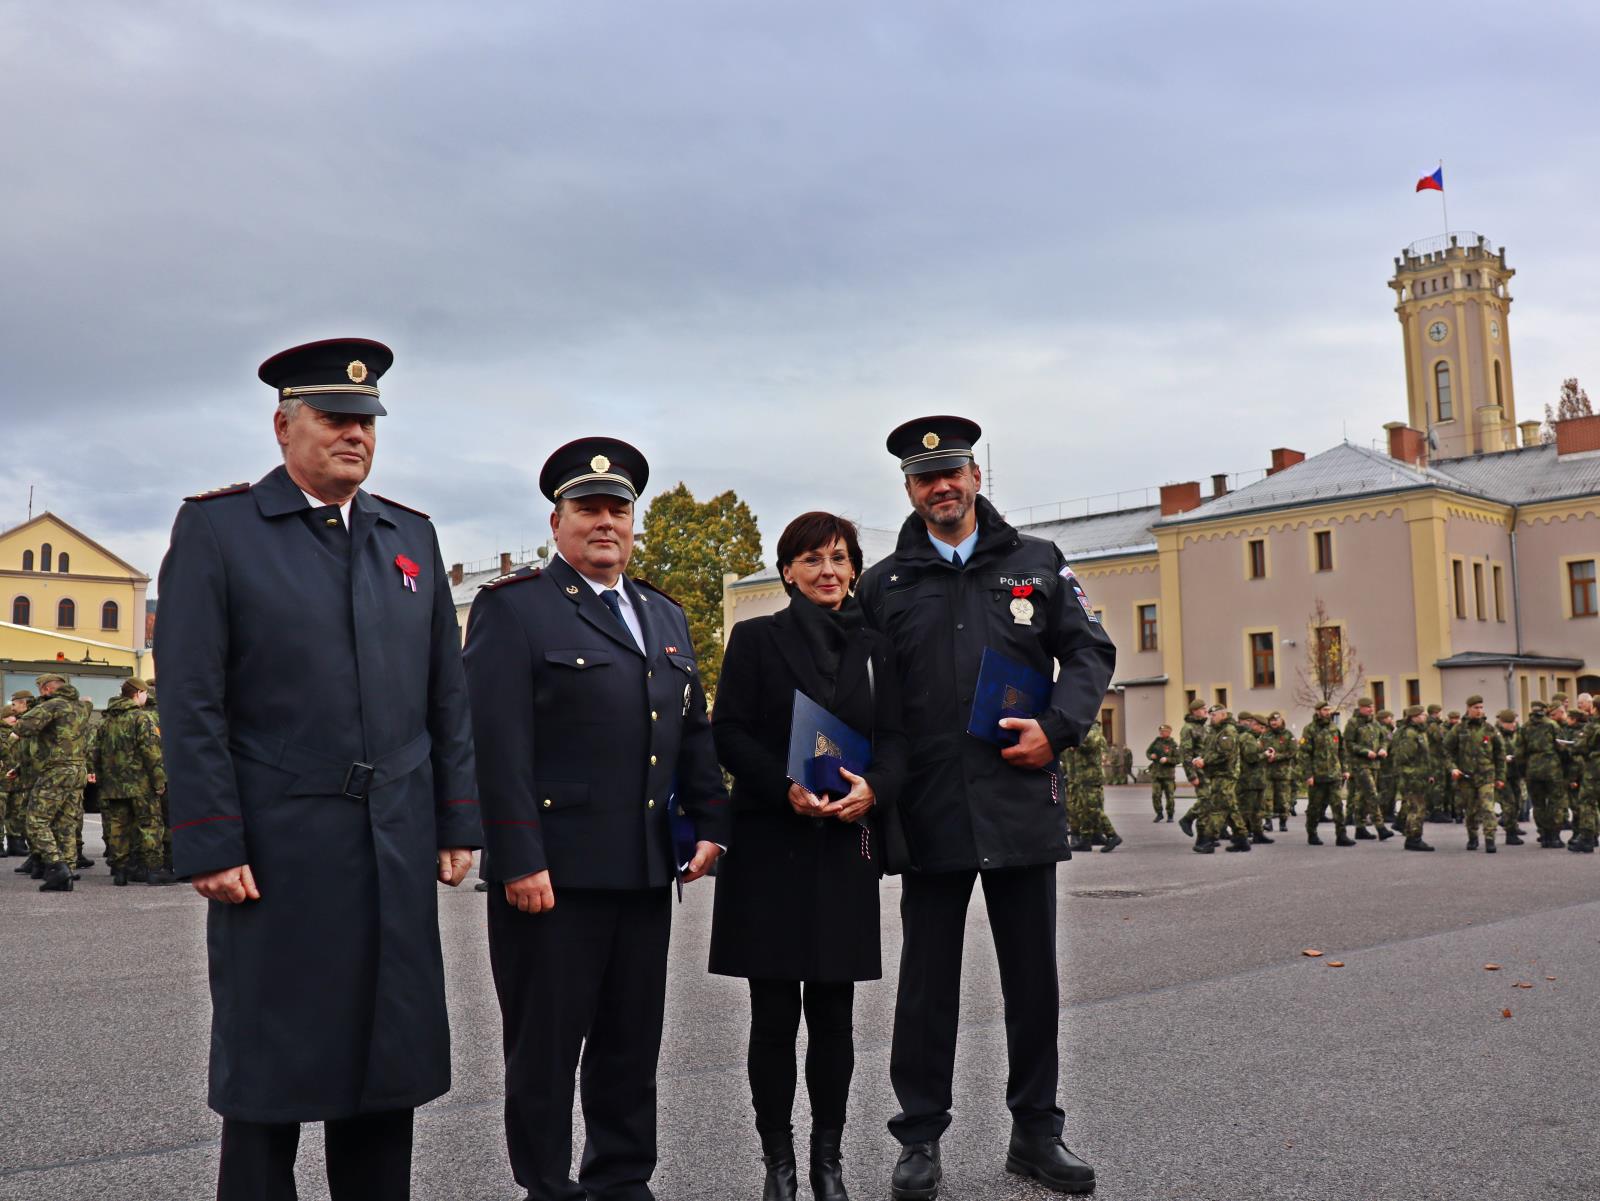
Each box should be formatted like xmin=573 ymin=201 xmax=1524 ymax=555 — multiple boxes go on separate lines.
xmin=1439 ymin=159 xmax=1449 ymax=241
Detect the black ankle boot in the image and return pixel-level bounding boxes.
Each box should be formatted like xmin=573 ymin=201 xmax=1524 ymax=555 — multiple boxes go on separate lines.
xmin=760 ymin=1133 xmax=798 ymax=1201
xmin=810 ymin=1129 xmax=848 ymax=1201
xmin=39 ymin=861 xmax=73 ymax=892
xmin=13 ymin=853 xmax=36 ymax=874
xmin=891 ymin=1141 xmax=940 ymax=1201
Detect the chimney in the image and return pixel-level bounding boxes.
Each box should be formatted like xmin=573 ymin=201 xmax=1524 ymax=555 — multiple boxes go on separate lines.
xmin=1210 ymin=473 xmax=1229 ymax=498
xmin=1519 ymin=420 xmax=1543 ymax=448
xmin=1554 ymin=413 xmax=1600 ymax=458
xmin=1159 ymin=481 xmax=1202 ymax=515
xmin=1384 ymin=421 xmax=1427 ymax=468
xmin=1267 ymin=447 xmax=1306 ymax=476
xmin=450 ymin=562 xmax=464 ymax=586
xmin=500 ymin=552 xmax=513 ymax=575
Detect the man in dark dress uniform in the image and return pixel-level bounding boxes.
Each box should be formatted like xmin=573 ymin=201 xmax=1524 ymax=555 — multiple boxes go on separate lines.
xmin=464 ymin=438 xmax=730 ymax=1201
xmin=155 ymin=339 xmax=481 ymax=1201
xmin=856 ymin=416 xmax=1116 ymax=1200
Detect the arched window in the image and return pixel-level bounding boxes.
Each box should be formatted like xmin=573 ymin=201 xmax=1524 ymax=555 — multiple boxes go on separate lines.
xmin=57 ymin=598 xmax=75 ymax=628
xmin=1494 ymin=360 xmax=1504 ymax=408
xmin=40 ymin=543 xmax=52 ymax=572
xmin=11 ymin=597 xmax=30 ymax=626
xmin=57 ymin=552 xmax=69 ymax=573
xmin=1435 ymin=361 xmax=1453 ymax=422
xmin=21 ymin=550 xmax=32 ymax=571
xmin=101 ymin=600 xmax=119 ymax=630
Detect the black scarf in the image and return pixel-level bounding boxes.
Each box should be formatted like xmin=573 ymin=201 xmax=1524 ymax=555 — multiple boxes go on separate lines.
xmin=787 ymin=592 xmax=864 ymax=709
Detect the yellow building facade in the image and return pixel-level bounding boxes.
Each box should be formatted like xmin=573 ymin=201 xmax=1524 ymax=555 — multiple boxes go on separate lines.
xmin=0 ymin=512 xmax=150 ymax=704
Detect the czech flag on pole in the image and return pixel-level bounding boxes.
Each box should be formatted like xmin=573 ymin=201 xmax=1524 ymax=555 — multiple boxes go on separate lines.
xmin=1415 ymin=167 xmax=1444 ymax=193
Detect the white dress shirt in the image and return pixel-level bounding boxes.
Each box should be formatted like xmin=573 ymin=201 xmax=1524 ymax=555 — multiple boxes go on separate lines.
xmin=559 ymin=555 xmax=644 ymax=650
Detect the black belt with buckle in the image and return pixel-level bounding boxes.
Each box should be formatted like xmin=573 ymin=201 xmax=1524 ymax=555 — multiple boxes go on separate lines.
xmin=229 ymin=728 xmax=433 ymax=802
xmin=342 ymin=761 xmax=377 ymax=801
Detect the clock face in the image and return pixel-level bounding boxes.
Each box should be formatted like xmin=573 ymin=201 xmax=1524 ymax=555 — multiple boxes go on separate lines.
xmin=1427 ymin=321 xmax=1449 ymax=343
xmin=1490 ymin=320 xmax=1501 ymax=340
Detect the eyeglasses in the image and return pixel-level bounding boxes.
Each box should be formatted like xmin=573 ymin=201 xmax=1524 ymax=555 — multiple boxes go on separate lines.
xmin=794 ymin=552 xmax=851 ymax=571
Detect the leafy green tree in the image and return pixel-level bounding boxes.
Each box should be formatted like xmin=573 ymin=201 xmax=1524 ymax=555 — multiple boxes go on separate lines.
xmin=629 ymin=483 xmax=764 ymax=693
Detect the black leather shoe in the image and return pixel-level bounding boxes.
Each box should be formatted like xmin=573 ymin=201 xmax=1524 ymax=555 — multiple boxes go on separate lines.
xmin=1005 ymin=1134 xmax=1095 ymax=1195
xmin=39 ymin=861 xmax=73 ymax=892
xmin=474 ymin=880 xmax=490 ymax=892
xmin=891 ymin=1141 xmax=940 ymax=1201
xmin=761 ymin=1133 xmax=798 ymax=1201
xmin=1404 ymin=837 xmax=1435 ymax=851
xmin=1099 ymin=833 xmax=1122 ymax=853
xmin=1178 ymin=815 xmax=1195 ymax=838
xmin=810 ymin=1128 xmax=848 ymax=1201
xmin=1335 ymin=832 xmax=1356 ymax=847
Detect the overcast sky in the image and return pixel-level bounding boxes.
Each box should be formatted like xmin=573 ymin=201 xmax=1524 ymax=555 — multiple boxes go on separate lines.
xmin=5 ymin=0 xmax=1598 ymax=586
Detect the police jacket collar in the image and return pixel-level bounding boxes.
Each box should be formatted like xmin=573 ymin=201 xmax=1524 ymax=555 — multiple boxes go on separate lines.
xmin=251 ymin=464 xmax=394 ymax=526
xmin=890 ymin=494 xmax=1019 ymax=567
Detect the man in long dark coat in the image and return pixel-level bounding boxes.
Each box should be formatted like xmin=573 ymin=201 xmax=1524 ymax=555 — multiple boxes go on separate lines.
xmin=856 ymin=416 xmax=1116 ymax=1200
xmin=155 ymin=338 xmax=480 ymax=1201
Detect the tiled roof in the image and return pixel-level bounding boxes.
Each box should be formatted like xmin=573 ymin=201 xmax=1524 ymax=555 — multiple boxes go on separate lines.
xmin=1017 ymin=505 xmax=1159 ymax=561
xmin=1430 ymin=443 xmax=1600 ymax=505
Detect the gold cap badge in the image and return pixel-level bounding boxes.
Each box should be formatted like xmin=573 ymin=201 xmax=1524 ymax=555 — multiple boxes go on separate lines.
xmin=347 ymin=360 xmax=369 ymax=384
xmin=590 ymin=454 xmax=611 ymax=473
xmin=922 ymin=432 xmax=940 ymax=450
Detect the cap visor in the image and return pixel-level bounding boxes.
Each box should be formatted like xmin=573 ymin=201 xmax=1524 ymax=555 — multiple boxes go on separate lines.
xmin=303 ymin=393 xmax=388 ymax=417
xmin=558 ymin=480 xmax=637 ymax=502
xmin=902 ymin=453 xmax=974 ymax=476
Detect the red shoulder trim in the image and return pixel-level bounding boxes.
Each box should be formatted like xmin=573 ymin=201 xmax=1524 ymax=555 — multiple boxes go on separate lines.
xmin=372 ymin=493 xmax=430 ymax=519
xmin=184 ymin=482 xmax=252 ymax=502
xmin=632 ymin=576 xmax=682 ymax=607
xmin=481 ymin=568 xmax=542 ymax=591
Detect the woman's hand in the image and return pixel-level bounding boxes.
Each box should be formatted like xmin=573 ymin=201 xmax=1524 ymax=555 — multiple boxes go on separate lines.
xmin=833 ymin=768 xmax=876 ymax=823
xmin=787 ymin=780 xmax=828 ymax=817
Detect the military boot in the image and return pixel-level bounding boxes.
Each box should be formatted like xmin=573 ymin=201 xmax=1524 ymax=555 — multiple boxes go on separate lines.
xmin=1376 ymin=825 xmax=1394 ymax=841
xmin=126 ymin=863 xmax=149 ymax=883
xmin=1504 ymin=831 xmax=1524 ymax=846
xmin=75 ymin=852 xmax=95 ymax=869
xmin=39 ymin=861 xmax=73 ymax=892
xmin=760 ymin=1132 xmax=798 ymax=1201
xmin=1573 ymin=837 xmax=1595 ymax=854
xmin=1353 ymin=826 xmax=1375 ymax=840
xmin=1252 ymin=830 xmax=1274 ymax=844
xmin=1068 ymin=835 xmax=1092 ymax=854
xmin=1192 ymin=839 xmax=1217 ymax=854
xmin=1307 ymin=831 xmax=1323 ymax=846
xmin=1466 ymin=835 xmax=1479 ymax=851
xmin=1335 ymin=831 xmax=1356 ymax=847
xmin=12 ymin=853 xmax=37 ymax=874
xmin=1225 ymin=835 xmax=1252 ymax=852
xmin=112 ymin=864 xmax=128 ymax=886
xmin=810 ymin=1128 xmax=849 ymax=1201
xmin=1099 ymin=833 xmax=1122 ymax=853
xmin=1278 ymin=817 xmax=1288 ymax=832
xmin=1485 ymin=839 xmax=1497 ymax=854
xmin=30 ymin=857 xmax=47 ymax=879
xmin=1151 ymin=812 xmax=1164 ymax=823
xmin=1178 ymin=814 xmax=1195 ymax=838
xmin=1404 ymin=836 xmax=1435 ymax=852
xmin=146 ymin=867 xmax=177 ymax=886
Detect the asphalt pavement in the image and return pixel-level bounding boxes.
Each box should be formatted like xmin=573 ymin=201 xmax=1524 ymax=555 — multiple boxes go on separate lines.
xmin=4 ymin=788 xmax=1600 ymax=1201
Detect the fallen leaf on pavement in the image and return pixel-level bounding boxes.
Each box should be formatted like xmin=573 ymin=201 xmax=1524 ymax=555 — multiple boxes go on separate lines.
xmin=1302 ymin=949 xmax=1323 ymax=958
xmin=1546 ymin=976 xmax=1557 ymax=981
xmin=1514 ymin=982 xmax=1532 ymax=989
xmin=1327 ymin=961 xmax=1345 ymax=968
xmin=1501 ymin=1008 xmax=1513 ymax=1019
xmin=1484 ymin=964 xmax=1501 ymax=971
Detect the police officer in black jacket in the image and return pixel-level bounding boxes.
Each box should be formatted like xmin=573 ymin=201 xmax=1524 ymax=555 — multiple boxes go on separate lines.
xmin=155 ymin=339 xmax=482 ymax=1201
xmin=856 ymin=417 xmax=1116 ymax=1199
xmin=464 ymin=438 xmax=730 ymax=1201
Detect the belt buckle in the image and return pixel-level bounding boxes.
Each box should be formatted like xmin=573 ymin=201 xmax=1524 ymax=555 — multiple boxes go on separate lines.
xmin=342 ymin=761 xmax=375 ymax=802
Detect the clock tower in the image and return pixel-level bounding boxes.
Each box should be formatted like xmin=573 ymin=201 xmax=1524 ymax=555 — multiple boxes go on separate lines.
xmin=1389 ymin=233 xmax=1517 ymax=459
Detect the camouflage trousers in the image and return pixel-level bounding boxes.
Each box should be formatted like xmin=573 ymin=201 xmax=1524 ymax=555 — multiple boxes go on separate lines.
xmin=24 ymin=766 xmax=88 ymax=867
xmin=1527 ymin=777 xmax=1567 ymax=838
xmin=1265 ymin=775 xmax=1294 ymax=820
xmin=1203 ymin=779 xmax=1248 ymax=841
xmin=1238 ymin=786 xmax=1267 ymax=836
xmin=101 ymin=789 xmax=165 ymax=868
xmin=1398 ymin=784 xmax=1429 ymax=840
xmin=1150 ymin=776 xmax=1175 ymax=818
xmin=1304 ymin=778 xmax=1346 ymax=836
xmin=1346 ymin=764 xmax=1382 ymax=828
xmin=2 ymin=786 xmax=25 ymax=838
xmin=1071 ymin=783 xmax=1116 ymax=838
xmin=1459 ymin=777 xmax=1503 ymax=842
xmin=1379 ymin=772 xmax=1398 ymax=822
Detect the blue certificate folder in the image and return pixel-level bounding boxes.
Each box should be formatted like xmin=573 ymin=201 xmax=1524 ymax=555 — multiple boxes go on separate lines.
xmin=787 ymin=691 xmax=872 ymax=799
xmin=967 ymin=648 xmax=1052 ymax=746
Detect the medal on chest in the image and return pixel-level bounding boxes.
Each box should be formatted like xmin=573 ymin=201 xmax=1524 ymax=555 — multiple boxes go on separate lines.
xmin=1009 ymin=584 xmax=1034 ymax=625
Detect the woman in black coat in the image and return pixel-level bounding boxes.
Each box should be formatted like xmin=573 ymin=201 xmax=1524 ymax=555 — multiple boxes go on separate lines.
xmin=711 ymin=511 xmax=906 ymax=1201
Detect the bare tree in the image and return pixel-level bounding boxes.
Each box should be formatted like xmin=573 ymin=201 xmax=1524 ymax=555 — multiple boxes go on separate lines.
xmin=1543 ymin=377 xmax=1593 ymax=442
xmin=1291 ymin=598 xmax=1366 ymax=712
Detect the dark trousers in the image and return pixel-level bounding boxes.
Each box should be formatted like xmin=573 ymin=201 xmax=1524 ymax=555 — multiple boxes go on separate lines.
xmin=488 ymin=885 xmax=671 ymax=1201
xmin=747 ymin=978 xmax=855 ymax=1139
xmin=888 ymin=864 xmax=1063 ymax=1145
xmin=216 ymin=1108 xmax=413 ymax=1201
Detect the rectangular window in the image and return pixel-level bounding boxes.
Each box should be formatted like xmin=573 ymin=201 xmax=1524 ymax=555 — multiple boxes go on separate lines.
xmin=1100 ymin=708 xmax=1115 ymax=744
xmin=1248 ymin=539 xmax=1266 ymax=579
xmin=1493 ymin=564 xmax=1505 ymax=622
xmin=1250 ymin=633 xmax=1275 ymax=688
xmin=1406 ymin=678 xmax=1422 ymax=707
xmin=1372 ymin=680 xmax=1386 ymax=711
xmin=1214 ymin=686 xmax=1229 ymax=708
xmin=1557 ymin=676 xmax=1573 ymax=696
xmin=1314 ymin=530 xmax=1333 ymax=572
xmin=1184 ymin=688 xmax=1197 ymax=708
xmin=1315 ymin=625 xmax=1344 ymax=688
xmin=1571 ymin=560 xmax=1598 ymax=618
xmin=1452 ymin=560 xmax=1466 ymax=619
xmin=1473 ymin=562 xmax=1486 ymax=621
xmin=1138 ymin=604 xmax=1158 ymax=652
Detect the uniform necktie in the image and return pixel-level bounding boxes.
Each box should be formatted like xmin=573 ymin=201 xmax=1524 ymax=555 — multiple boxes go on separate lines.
xmin=600 ymin=589 xmax=638 ymax=648
xmin=951 ymin=551 xmax=963 ymax=570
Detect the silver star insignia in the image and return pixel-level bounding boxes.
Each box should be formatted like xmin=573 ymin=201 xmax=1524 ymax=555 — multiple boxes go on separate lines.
xmin=890 ymin=574 xmax=899 ymax=582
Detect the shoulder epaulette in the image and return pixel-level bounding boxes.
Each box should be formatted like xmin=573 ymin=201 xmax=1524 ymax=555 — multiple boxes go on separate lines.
xmin=480 ymin=567 xmax=541 ymax=591
xmin=632 ymin=576 xmax=683 ymax=607
xmin=372 ymin=493 xmax=430 ymax=519
xmin=185 ymin=482 xmax=251 ymax=502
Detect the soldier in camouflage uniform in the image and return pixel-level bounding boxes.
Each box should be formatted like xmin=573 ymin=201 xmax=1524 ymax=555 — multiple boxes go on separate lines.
xmin=1424 ymin=704 xmax=1448 ymax=821
xmin=93 ymin=677 xmax=172 ymax=886
xmin=1445 ymin=695 xmax=1507 ymax=852
xmin=1343 ymin=698 xmax=1394 ymax=840
xmin=1193 ymin=704 xmax=1250 ymax=853
xmin=1263 ymin=711 xmax=1296 ymax=831
xmin=1063 ymin=721 xmax=1121 ymax=852
xmin=1390 ymin=706 xmax=1435 ymax=851
xmin=1567 ymin=714 xmax=1599 ymax=853
xmin=1236 ymin=713 xmax=1273 ymax=844
xmin=1444 ymin=710 xmax=1470 ymax=821
xmin=1176 ymin=698 xmax=1210 ymax=840
xmin=1520 ymin=701 xmax=1569 ymax=847
xmin=1299 ymin=702 xmax=1354 ymax=847
xmin=1376 ymin=709 xmax=1399 ymax=826
xmin=1495 ymin=709 xmax=1527 ymax=844
xmin=1 ymin=690 xmax=31 ymax=856
xmin=9 ymin=691 xmax=45 ymax=877
xmin=10 ymin=673 xmax=91 ymax=890
xmin=1145 ymin=724 xmax=1178 ymax=822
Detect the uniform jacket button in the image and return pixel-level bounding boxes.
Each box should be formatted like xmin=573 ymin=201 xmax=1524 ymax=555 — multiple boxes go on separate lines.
xmin=650 ymin=754 xmax=658 ymax=765
xmin=542 ymin=798 xmax=552 ymax=808
xmin=651 ymin=710 xmax=658 ymax=721
xmin=647 ymin=798 xmax=655 ymax=809
xmin=576 ymin=657 xmax=585 ymax=666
